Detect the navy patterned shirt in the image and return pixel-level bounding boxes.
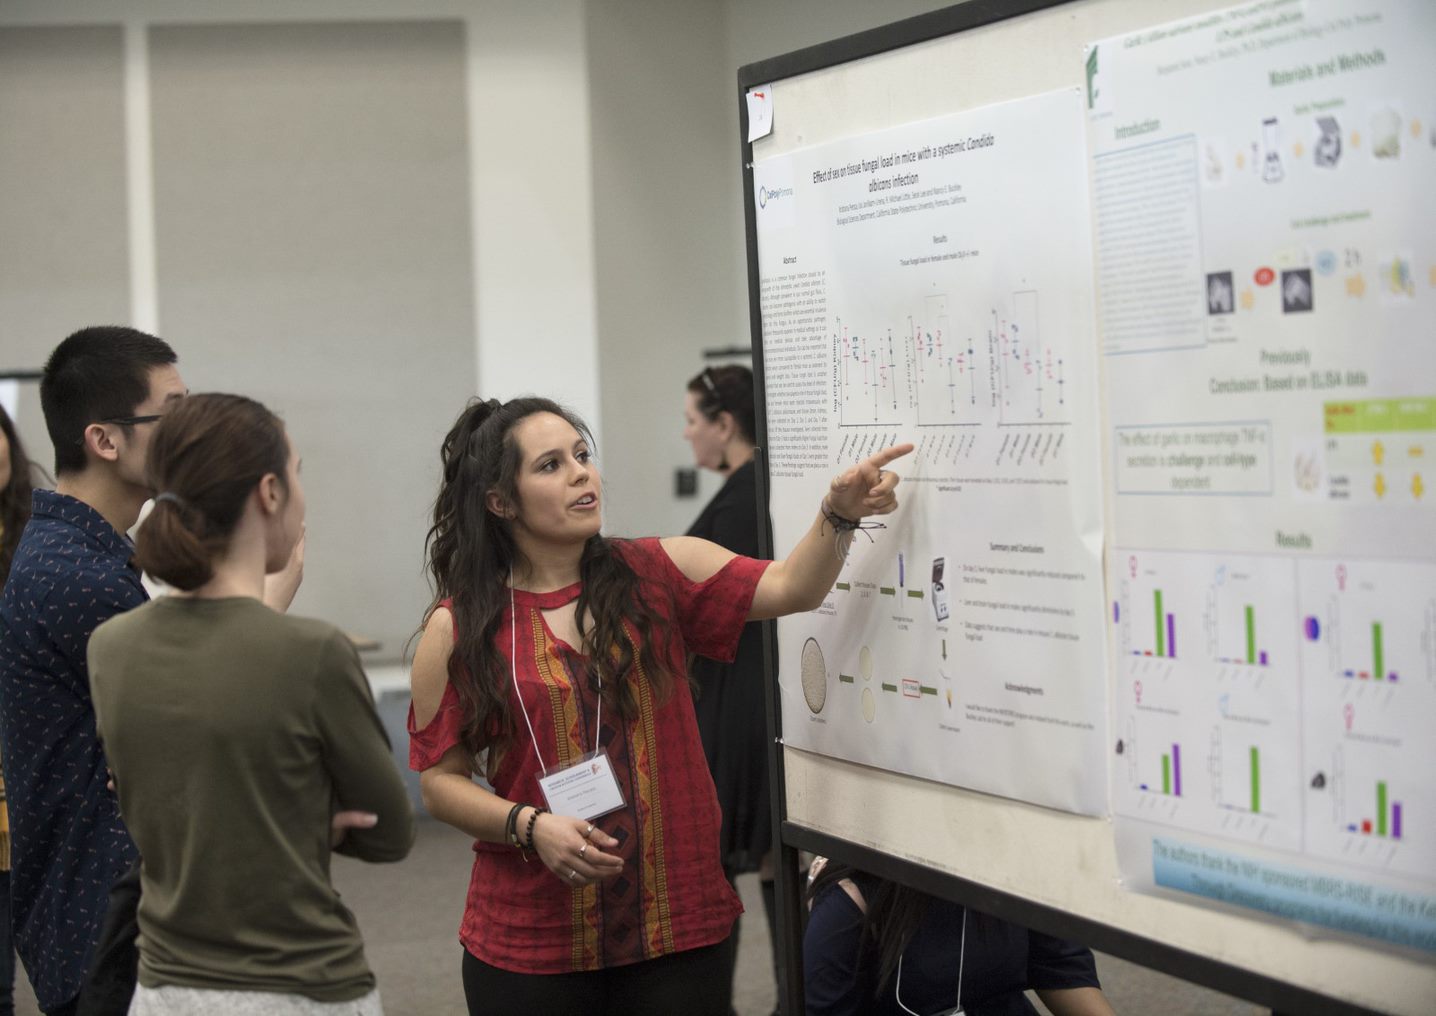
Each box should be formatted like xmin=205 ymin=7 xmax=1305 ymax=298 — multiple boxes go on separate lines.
xmin=0 ymin=489 xmax=143 ymax=1009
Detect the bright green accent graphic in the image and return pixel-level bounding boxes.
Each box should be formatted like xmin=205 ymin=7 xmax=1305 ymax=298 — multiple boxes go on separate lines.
xmin=1325 ymin=397 xmax=1436 ymax=434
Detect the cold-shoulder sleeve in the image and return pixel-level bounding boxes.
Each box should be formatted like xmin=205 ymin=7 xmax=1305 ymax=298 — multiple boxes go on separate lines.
xmin=408 ymin=679 xmax=466 ymax=771
xmin=621 ymin=537 xmax=771 ymax=663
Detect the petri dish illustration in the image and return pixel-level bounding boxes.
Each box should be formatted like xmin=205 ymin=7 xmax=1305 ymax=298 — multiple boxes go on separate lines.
xmin=800 ymin=637 xmax=827 ymax=714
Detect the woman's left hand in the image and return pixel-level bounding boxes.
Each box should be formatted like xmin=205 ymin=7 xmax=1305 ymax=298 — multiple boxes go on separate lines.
xmin=826 ymin=443 xmax=914 ymax=522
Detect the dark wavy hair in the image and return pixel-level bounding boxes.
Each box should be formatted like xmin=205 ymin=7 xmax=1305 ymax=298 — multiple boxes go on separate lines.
xmin=423 ymin=397 xmax=683 ymax=756
xmin=134 ymin=394 xmax=288 ymax=591
xmin=0 ymin=404 xmax=35 ymax=582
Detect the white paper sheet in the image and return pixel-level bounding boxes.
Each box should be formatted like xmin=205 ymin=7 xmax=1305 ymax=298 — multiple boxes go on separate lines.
xmin=755 ymin=88 xmax=1108 ymax=815
xmin=1092 ymin=0 xmax=1436 ymax=950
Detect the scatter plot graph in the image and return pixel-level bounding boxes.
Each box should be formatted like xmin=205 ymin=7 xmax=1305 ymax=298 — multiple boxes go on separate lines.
xmin=906 ymin=294 xmax=981 ymax=426
xmin=835 ymin=319 xmax=902 ymax=426
xmin=991 ymin=291 xmax=1067 ymax=426
xmin=833 ymin=290 xmax=1073 ymax=432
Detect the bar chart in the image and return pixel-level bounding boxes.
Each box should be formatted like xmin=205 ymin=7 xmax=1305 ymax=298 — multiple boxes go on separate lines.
xmin=1308 ymin=743 xmax=1431 ymax=880
xmin=1298 ymin=560 xmax=1436 ymax=717
xmin=1113 ymin=551 xmax=1206 ymax=664
xmin=1140 ymin=742 xmax=1183 ymax=797
xmin=1206 ymin=561 xmax=1287 ymax=671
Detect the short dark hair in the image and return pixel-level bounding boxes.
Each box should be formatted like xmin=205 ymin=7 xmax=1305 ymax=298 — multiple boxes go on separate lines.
xmin=40 ymin=326 xmax=178 ymax=474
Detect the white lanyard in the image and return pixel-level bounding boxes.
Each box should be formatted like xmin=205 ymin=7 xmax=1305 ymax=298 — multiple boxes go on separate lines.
xmin=895 ymin=906 xmax=966 ymax=1016
xmin=509 ymin=577 xmax=602 ymax=771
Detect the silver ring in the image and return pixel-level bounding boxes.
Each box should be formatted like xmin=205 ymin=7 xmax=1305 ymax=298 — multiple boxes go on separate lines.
xmin=568 ymin=868 xmax=578 ymax=881
xmin=579 ymin=842 xmax=589 ymax=858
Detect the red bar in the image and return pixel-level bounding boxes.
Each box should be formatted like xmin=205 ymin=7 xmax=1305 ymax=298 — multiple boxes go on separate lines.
xmin=1358 ymin=672 xmax=1370 ymax=680
xmin=1361 ymin=819 xmax=1373 ymax=834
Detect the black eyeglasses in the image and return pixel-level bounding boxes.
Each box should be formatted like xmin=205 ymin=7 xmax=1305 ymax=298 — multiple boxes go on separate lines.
xmin=100 ymin=415 xmax=164 ymax=426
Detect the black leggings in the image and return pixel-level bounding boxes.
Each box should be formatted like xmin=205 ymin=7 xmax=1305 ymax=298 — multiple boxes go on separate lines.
xmin=461 ymin=939 xmax=733 ymax=1016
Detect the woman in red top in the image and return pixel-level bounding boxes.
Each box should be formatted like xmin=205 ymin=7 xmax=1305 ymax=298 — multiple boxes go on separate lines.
xmin=409 ymin=396 xmax=909 ymax=1015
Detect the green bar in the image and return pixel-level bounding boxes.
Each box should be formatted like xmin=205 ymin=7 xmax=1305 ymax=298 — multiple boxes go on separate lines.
xmin=1373 ymin=622 xmax=1384 ymax=681
xmin=907 ymin=589 xmax=924 ymax=599
xmin=1155 ymin=590 xmax=1165 ymax=657
xmin=1377 ymin=781 xmax=1388 ymax=837
xmin=1250 ymin=747 xmax=1260 ymax=814
xmin=880 ymin=682 xmax=898 ymax=693
xmin=879 ymin=586 xmax=897 ymax=597
xmin=919 ymin=685 xmax=937 ymax=696
xmin=1245 ymin=605 xmax=1255 ymax=665
xmin=1162 ymin=754 xmax=1171 ymax=795
xmin=835 ymin=582 xmax=851 ymax=591
xmin=838 ymin=674 xmax=855 ymax=684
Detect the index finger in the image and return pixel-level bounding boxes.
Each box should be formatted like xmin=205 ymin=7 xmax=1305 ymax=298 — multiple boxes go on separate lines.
xmin=867 ymin=443 xmax=914 ymax=469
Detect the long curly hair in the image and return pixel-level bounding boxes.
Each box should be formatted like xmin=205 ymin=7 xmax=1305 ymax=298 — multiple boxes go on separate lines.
xmin=0 ymin=405 xmax=36 ymax=582
xmin=422 ymin=397 xmax=683 ymax=756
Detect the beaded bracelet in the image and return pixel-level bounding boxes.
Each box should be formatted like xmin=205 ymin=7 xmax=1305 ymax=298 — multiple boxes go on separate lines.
xmin=523 ymin=806 xmax=549 ymax=854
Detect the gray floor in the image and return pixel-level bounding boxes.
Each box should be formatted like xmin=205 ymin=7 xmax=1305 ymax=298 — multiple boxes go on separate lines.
xmin=13 ymin=818 xmax=1266 ymax=1015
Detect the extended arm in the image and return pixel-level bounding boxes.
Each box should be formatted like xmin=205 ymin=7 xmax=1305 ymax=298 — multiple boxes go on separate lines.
xmin=662 ymin=442 xmax=913 ymax=619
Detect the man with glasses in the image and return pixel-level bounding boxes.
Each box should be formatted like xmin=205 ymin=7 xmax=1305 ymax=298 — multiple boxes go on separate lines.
xmin=0 ymin=326 xmax=184 ymax=1016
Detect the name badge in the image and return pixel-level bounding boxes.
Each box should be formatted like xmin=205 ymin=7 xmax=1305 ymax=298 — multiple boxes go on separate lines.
xmin=537 ymin=749 xmax=626 ymax=820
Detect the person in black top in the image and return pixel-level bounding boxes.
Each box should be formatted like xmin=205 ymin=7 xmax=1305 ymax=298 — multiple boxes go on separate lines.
xmin=804 ymin=860 xmax=1114 ymax=1016
xmin=681 ymin=365 xmax=778 ymax=1005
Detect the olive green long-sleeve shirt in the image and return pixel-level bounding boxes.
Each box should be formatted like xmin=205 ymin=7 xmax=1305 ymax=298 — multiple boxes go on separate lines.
xmin=89 ymin=596 xmax=414 ymax=1001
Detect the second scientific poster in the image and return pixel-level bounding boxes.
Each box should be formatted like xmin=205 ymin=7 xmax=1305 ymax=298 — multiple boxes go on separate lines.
xmin=1090 ymin=0 xmax=1436 ymax=948
xmin=754 ymin=88 xmax=1108 ymax=814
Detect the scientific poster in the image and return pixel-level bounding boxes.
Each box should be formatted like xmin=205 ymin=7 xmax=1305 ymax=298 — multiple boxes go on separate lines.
xmin=1091 ymin=0 xmax=1436 ymax=949
xmin=753 ymin=88 xmax=1108 ymax=815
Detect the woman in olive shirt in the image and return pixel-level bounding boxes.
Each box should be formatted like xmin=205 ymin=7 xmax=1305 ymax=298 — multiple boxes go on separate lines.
xmin=89 ymin=394 xmax=413 ymax=1016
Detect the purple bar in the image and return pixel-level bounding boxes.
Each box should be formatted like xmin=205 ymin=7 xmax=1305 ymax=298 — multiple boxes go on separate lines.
xmin=1172 ymin=743 xmax=1182 ymax=797
xmin=1259 ymin=650 xmax=1269 ymax=666
xmin=1166 ymin=614 xmax=1176 ymax=658
xmin=1390 ymin=673 xmax=1399 ymax=683
xmin=1393 ymin=803 xmax=1402 ymax=840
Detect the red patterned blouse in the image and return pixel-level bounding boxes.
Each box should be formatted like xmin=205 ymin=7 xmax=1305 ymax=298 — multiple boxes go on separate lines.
xmin=409 ymin=537 xmax=771 ymax=973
